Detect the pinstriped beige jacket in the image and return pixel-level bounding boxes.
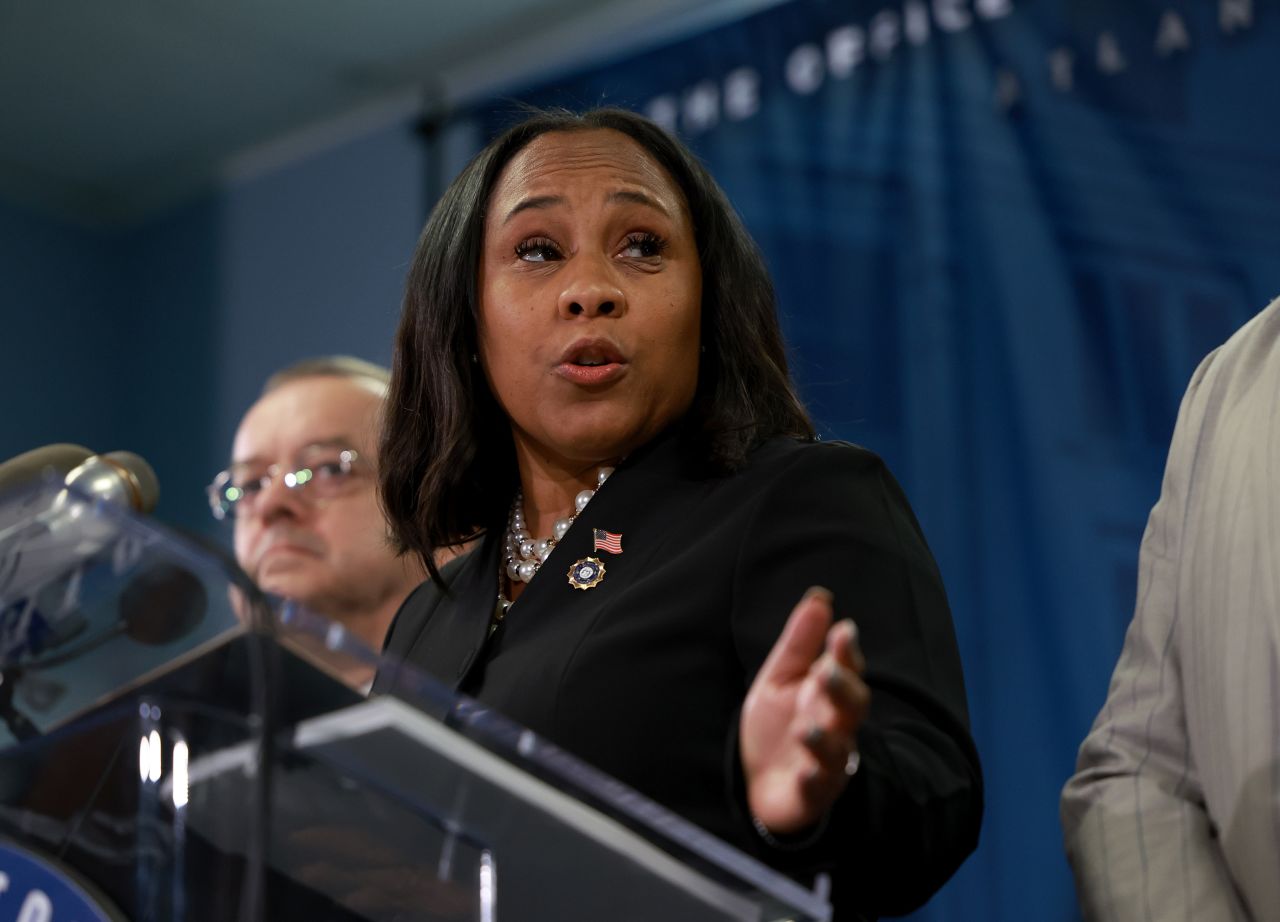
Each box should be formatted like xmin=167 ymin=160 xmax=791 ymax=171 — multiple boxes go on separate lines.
xmin=1062 ymin=296 xmax=1280 ymax=921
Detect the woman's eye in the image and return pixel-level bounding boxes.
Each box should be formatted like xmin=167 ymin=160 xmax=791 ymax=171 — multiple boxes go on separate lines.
xmin=515 ymin=238 xmax=562 ymax=262
xmin=620 ymin=233 xmax=667 ymax=259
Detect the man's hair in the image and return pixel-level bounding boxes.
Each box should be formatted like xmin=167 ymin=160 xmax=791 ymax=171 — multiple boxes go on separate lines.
xmin=262 ymin=355 xmax=391 ymax=396
xmin=380 ymin=107 xmax=815 ymax=579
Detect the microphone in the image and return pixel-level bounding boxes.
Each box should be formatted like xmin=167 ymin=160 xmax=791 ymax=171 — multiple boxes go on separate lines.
xmin=58 ymin=450 xmax=161 ymax=515
xmin=18 ymin=561 xmax=209 ymax=670
xmin=0 ymin=561 xmax=207 ymax=740
xmin=0 ymin=448 xmax=191 ymax=745
xmin=0 ymin=445 xmax=159 ymax=536
xmin=1 ymin=448 xmax=162 ymax=639
xmin=118 ymin=561 xmax=206 ymax=646
xmin=0 ymin=444 xmax=94 ymax=534
xmin=0 ymin=444 xmax=94 ymax=495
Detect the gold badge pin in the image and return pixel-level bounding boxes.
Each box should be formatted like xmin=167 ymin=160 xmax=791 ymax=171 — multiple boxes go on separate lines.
xmin=568 ymin=556 xmax=606 ymax=590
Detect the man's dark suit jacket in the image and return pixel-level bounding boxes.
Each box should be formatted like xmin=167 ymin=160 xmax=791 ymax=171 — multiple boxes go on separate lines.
xmin=378 ymin=431 xmax=982 ymax=920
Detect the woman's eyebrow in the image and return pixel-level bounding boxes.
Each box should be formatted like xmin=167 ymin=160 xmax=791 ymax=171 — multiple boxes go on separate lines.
xmin=503 ymin=194 xmax=563 ymax=223
xmin=607 ymin=189 xmax=671 ymax=216
xmin=503 ymin=189 xmax=672 ymax=224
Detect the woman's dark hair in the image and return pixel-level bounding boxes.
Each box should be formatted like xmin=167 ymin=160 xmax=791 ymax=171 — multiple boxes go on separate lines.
xmin=381 ymin=107 xmax=814 ymax=578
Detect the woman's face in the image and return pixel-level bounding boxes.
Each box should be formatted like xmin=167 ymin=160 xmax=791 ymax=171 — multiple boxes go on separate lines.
xmin=477 ymin=128 xmax=703 ymax=473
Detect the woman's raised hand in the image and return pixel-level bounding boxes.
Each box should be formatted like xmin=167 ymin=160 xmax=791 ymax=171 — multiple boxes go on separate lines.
xmin=739 ymin=587 xmax=870 ymax=837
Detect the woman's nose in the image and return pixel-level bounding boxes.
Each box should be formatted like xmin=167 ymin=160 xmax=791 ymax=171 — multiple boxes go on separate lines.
xmin=557 ymin=260 xmax=627 ymax=319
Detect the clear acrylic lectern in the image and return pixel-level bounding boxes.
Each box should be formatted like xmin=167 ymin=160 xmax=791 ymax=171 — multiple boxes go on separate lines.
xmin=0 ymin=476 xmax=831 ymax=921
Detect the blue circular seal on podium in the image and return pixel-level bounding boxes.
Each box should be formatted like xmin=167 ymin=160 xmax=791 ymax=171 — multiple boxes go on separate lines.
xmin=0 ymin=839 xmax=122 ymax=922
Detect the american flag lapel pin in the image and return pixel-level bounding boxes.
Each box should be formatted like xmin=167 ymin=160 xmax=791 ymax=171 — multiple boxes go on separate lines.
xmin=593 ymin=528 xmax=623 ymax=555
xmin=568 ymin=530 xmax=622 ymax=591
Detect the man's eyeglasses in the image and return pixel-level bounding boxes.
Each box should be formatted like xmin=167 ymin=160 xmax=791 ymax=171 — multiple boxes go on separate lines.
xmin=206 ymin=446 xmax=365 ymax=521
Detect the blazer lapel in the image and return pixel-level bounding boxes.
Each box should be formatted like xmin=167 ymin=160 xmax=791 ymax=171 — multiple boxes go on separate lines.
xmin=400 ymin=531 xmax=502 ymax=692
xmin=492 ymin=428 xmax=710 ymax=646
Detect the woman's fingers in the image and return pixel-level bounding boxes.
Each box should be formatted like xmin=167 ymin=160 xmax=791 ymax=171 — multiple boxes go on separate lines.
xmin=793 ymin=724 xmax=859 ymax=811
xmin=823 ymin=656 xmax=871 ymax=722
xmin=827 ymin=617 xmax=866 ymax=674
xmin=801 ymin=722 xmax=856 ymax=772
xmin=743 ymin=590 xmax=872 ymax=834
xmin=796 ymin=655 xmax=870 ymax=730
xmin=755 ymin=586 xmax=835 ymax=686
xmin=794 ymin=652 xmax=869 ymax=776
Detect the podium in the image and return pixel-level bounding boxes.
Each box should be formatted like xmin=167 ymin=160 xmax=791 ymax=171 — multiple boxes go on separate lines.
xmin=0 ymin=478 xmax=831 ymax=921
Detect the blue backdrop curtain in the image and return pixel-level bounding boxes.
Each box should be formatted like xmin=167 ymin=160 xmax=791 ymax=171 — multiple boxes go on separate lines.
xmin=443 ymin=1 xmax=1280 ymax=917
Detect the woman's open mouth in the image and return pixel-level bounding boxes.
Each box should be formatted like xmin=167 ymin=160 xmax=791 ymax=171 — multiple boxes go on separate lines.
xmin=556 ymin=338 xmax=628 ymax=386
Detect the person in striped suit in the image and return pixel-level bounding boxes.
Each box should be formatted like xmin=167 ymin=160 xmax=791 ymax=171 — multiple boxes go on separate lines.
xmin=1062 ymin=296 xmax=1280 ymax=920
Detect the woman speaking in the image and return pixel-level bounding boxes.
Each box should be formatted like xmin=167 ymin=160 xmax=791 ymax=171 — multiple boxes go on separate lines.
xmin=377 ymin=108 xmax=981 ymax=920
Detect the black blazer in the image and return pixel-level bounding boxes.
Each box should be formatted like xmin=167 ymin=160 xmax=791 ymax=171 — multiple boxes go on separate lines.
xmin=378 ymin=431 xmax=982 ymax=920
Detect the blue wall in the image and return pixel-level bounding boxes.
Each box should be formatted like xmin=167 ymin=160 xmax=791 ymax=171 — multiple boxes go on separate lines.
xmin=0 ymin=120 xmax=424 ymax=535
xmin=0 ymin=204 xmax=133 ymax=464
xmin=210 ymin=123 xmax=426 ymax=453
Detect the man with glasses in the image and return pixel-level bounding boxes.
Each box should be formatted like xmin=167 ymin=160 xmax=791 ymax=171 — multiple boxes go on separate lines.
xmin=208 ymin=356 xmax=429 ymax=665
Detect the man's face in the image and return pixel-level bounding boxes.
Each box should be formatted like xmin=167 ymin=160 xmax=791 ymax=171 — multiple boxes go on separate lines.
xmin=230 ymin=375 xmax=418 ymax=622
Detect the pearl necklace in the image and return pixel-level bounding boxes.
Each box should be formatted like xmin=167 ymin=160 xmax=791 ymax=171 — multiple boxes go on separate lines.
xmin=503 ymin=466 xmax=614 ymax=589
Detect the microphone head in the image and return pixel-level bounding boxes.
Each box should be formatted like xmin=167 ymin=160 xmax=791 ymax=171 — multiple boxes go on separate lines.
xmin=0 ymin=444 xmax=94 ymax=495
xmin=119 ymin=562 xmax=206 ymax=646
xmin=63 ymin=451 xmax=160 ymax=514
xmin=101 ymin=451 xmax=160 ymax=514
